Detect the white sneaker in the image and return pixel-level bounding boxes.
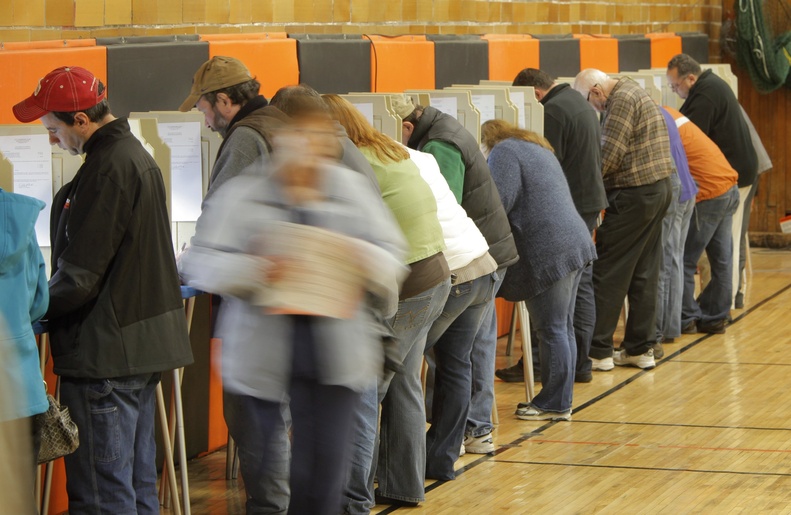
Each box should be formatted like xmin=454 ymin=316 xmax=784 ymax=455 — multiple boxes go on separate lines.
xmin=463 ymin=433 xmax=495 ymax=454
xmin=613 ymin=348 xmax=655 ymax=369
xmin=591 ymin=357 xmax=614 ymax=371
xmin=459 ymin=443 xmax=466 ymax=457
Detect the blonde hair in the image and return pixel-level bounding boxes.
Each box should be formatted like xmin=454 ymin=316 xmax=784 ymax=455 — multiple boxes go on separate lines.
xmin=480 ymin=119 xmax=554 ymax=154
xmin=321 ymin=94 xmax=409 ymax=163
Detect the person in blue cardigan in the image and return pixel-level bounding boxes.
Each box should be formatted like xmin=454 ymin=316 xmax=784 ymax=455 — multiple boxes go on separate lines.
xmin=481 ymin=120 xmax=596 ymax=421
xmin=0 ymin=187 xmax=49 ymax=510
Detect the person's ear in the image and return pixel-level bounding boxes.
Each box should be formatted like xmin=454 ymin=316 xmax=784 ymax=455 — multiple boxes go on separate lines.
xmin=73 ymin=112 xmax=91 ymax=129
xmin=401 ymin=121 xmax=415 ymax=145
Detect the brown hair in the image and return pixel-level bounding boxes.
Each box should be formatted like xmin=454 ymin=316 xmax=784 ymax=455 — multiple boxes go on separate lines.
xmin=321 ymin=94 xmax=409 ymax=164
xmin=481 ymin=119 xmax=554 ymax=154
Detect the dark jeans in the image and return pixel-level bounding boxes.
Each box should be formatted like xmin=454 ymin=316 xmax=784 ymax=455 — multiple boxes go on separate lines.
xmin=682 ymin=186 xmax=740 ymax=326
xmin=574 ymin=212 xmax=599 ymax=376
xmin=60 ymin=372 xmax=161 ymax=515
xmin=424 ymin=272 xmax=500 ymax=480
xmin=525 ymin=268 xmax=583 ymax=412
xmin=590 ymin=178 xmax=673 ymax=359
xmin=226 ymin=320 xmax=360 ymax=515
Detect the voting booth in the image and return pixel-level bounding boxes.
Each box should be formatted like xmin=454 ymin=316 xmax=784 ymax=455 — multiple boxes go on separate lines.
xmin=340 ymin=94 xmax=402 ymax=141
xmin=405 ymin=89 xmax=482 ymax=143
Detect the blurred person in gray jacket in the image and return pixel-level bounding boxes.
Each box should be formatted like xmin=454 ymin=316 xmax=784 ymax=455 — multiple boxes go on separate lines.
xmin=180 ymin=120 xmax=407 ymax=515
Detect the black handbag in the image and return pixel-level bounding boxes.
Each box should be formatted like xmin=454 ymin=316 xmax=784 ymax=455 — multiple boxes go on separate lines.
xmin=36 ymin=390 xmax=79 ymax=465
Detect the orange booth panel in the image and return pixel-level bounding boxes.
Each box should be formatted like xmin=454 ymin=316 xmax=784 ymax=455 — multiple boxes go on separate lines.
xmin=0 ymin=46 xmax=107 ymax=125
xmin=208 ymin=39 xmax=299 ymax=99
xmin=647 ymin=33 xmax=682 ymax=69
xmin=482 ymin=35 xmax=540 ymax=82
xmin=496 ymin=298 xmax=514 ymax=338
xmin=575 ymin=35 xmax=619 ymax=74
xmin=366 ymin=35 xmax=435 ymax=92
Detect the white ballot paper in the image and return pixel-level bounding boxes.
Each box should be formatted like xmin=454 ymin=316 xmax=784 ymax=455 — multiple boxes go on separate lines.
xmin=352 ymin=103 xmax=375 ymax=126
xmin=509 ymin=91 xmax=527 ymax=129
xmin=0 ymin=134 xmax=53 ymax=246
xmin=430 ymin=96 xmax=458 ymax=119
xmin=252 ymin=222 xmax=367 ymax=319
xmin=158 ymin=122 xmax=202 ymax=222
xmin=471 ymin=94 xmax=496 ymax=123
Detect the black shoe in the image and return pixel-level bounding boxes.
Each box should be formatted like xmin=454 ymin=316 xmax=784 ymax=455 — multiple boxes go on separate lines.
xmin=495 ymin=359 xmax=525 ymax=383
xmin=574 ymin=371 xmax=593 ymax=383
xmin=697 ymin=319 xmax=727 ymax=334
xmin=663 ymin=337 xmax=676 ymax=344
xmin=681 ymin=320 xmax=697 ymax=334
xmin=651 ymin=342 xmax=665 ymax=359
xmin=374 ymin=491 xmax=419 ymax=507
xmin=735 ymin=292 xmax=745 ymax=309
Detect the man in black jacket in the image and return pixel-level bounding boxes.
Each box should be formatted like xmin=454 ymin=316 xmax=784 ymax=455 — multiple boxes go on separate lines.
xmin=667 ymin=54 xmax=758 ymax=312
xmin=497 ymin=68 xmax=607 ymax=384
xmin=13 ymin=66 xmax=193 ymax=514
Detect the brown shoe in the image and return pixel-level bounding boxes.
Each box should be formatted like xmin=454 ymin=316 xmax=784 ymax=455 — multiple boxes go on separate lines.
xmin=697 ymin=319 xmax=727 ymax=334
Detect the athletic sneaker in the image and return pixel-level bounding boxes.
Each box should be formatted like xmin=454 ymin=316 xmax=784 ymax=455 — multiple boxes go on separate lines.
xmin=613 ymin=348 xmax=655 ymax=369
xmin=591 ymin=357 xmax=614 ymax=371
xmin=515 ymin=403 xmax=571 ymax=421
xmin=463 ymin=433 xmax=495 ymax=454
xmin=459 ymin=443 xmax=465 ymax=457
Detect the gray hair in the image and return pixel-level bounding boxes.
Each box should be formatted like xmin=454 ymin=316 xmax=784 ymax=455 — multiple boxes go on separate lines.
xmin=573 ymin=68 xmax=609 ymax=99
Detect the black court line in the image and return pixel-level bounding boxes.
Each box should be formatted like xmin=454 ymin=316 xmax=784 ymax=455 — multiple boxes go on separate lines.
xmin=491 ymin=460 xmax=791 ymax=478
xmin=567 ymin=419 xmax=791 ymax=432
xmin=669 ymin=360 xmax=791 ymax=366
xmin=378 ymin=282 xmax=791 ymax=514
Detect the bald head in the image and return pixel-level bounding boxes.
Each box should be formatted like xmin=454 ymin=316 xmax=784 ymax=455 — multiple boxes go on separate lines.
xmin=573 ymin=69 xmax=610 ymax=98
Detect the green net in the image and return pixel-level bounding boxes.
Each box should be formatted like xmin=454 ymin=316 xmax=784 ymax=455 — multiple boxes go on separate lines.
xmin=735 ymin=0 xmax=791 ymax=92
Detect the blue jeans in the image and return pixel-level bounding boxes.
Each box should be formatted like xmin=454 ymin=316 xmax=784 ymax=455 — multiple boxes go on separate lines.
xmin=424 ymin=271 xmax=500 ymax=480
xmin=59 ymin=373 xmax=161 ymax=515
xmin=343 ymin=278 xmax=450 ymax=512
xmin=574 ymin=213 xmax=599 ymax=377
xmin=465 ymin=270 xmax=506 ymax=438
xmin=682 ymin=186 xmax=740 ymax=326
xmin=525 ymin=268 xmax=582 ymax=412
xmin=657 ymin=186 xmax=695 ymax=341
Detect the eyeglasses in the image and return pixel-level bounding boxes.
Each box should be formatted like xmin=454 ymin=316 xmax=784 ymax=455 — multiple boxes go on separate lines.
xmin=668 ymin=74 xmax=689 ymax=92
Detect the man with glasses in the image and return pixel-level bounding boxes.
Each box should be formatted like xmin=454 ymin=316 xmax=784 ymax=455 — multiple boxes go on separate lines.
xmin=573 ymin=69 xmax=673 ymax=371
xmin=666 ymin=54 xmax=758 ymax=316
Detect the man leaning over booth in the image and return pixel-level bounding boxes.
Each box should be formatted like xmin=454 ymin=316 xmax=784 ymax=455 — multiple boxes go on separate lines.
xmin=179 ymin=56 xmax=293 ymax=513
xmin=13 ymin=66 xmax=193 ymax=514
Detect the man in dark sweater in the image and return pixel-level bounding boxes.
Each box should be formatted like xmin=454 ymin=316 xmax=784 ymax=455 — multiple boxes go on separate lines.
xmin=13 ymin=66 xmax=193 ymax=514
xmin=667 ymin=54 xmax=758 ymax=311
xmin=497 ymin=68 xmax=607 ymax=383
xmin=179 ymin=56 xmax=292 ymax=513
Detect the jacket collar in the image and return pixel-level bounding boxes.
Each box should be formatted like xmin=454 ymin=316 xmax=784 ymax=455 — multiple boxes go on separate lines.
xmin=408 ymin=106 xmax=440 ymax=148
xmin=228 ymin=95 xmax=269 ymax=130
xmin=83 ymin=118 xmax=130 ymax=156
xmin=540 ymin=83 xmax=570 ymax=105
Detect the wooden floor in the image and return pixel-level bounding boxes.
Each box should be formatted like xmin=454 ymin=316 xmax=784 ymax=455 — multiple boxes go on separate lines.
xmin=176 ymin=248 xmax=791 ymax=514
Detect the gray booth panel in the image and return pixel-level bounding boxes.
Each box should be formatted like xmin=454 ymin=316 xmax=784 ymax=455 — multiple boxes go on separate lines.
xmin=536 ymin=38 xmax=581 ymax=80
xmin=103 ymin=41 xmax=209 ymax=117
xmin=426 ymin=35 xmax=489 ymax=89
xmin=679 ymin=32 xmax=710 ymax=63
xmin=291 ymin=36 xmax=371 ymax=94
xmin=615 ymin=35 xmax=651 ymax=72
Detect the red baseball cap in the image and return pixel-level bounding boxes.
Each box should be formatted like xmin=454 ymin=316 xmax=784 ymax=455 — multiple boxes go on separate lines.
xmin=13 ymin=66 xmax=106 ymax=123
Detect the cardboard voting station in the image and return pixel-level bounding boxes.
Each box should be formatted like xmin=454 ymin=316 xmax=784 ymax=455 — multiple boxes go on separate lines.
xmin=130 ymin=111 xmax=223 ymax=253
xmin=341 ymin=93 xmax=402 ymax=141
xmin=405 ymin=89 xmax=481 ymax=143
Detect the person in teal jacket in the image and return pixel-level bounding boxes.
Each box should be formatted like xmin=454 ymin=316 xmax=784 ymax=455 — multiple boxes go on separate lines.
xmin=0 ymin=187 xmax=49 ymax=511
